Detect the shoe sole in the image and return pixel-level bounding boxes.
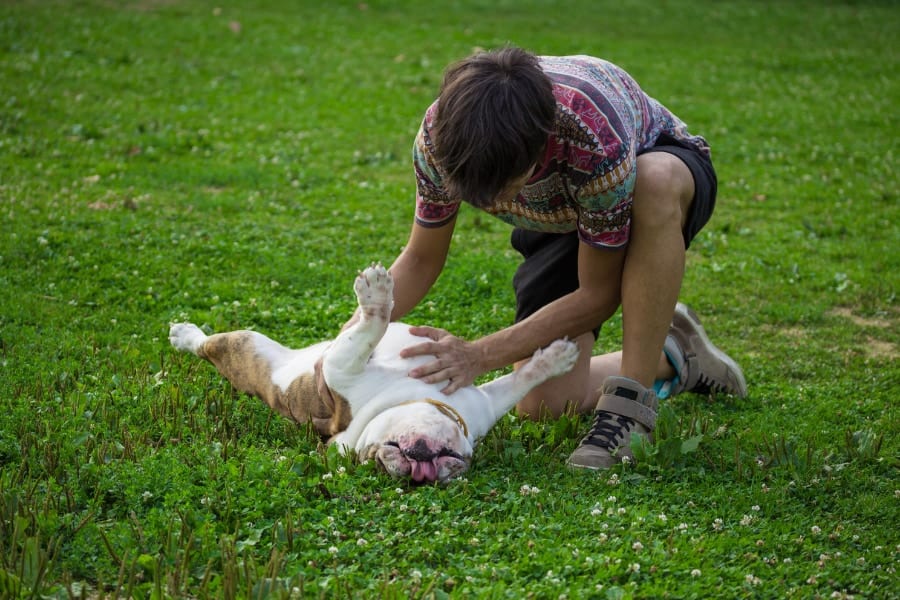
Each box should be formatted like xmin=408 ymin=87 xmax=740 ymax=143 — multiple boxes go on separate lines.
xmin=673 ymin=303 xmax=748 ymax=398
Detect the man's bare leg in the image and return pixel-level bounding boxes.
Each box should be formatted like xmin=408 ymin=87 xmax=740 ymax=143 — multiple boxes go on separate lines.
xmin=567 ymin=153 xmax=693 ymax=468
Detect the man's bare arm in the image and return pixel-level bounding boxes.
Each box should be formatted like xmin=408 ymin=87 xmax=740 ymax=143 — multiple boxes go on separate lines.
xmin=404 ymin=241 xmax=626 ymax=392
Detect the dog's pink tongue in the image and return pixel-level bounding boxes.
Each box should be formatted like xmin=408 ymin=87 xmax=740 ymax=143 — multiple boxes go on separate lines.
xmin=410 ymin=460 xmax=437 ymax=482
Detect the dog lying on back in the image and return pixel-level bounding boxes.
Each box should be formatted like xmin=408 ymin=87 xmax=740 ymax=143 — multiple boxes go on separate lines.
xmin=169 ymin=264 xmax=578 ymax=483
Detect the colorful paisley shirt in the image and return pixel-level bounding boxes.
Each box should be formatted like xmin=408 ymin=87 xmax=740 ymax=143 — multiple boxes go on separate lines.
xmin=413 ymin=55 xmax=710 ymax=249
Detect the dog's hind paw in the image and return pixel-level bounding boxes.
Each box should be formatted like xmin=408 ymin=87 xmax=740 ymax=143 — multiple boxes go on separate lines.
xmin=169 ymin=322 xmax=207 ymax=355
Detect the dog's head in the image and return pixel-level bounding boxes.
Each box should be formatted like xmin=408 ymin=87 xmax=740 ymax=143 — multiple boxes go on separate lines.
xmin=355 ymin=400 xmax=473 ymax=484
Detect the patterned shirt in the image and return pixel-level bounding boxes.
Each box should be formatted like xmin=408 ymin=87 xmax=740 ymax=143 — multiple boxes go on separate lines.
xmin=413 ymin=55 xmax=710 ymax=248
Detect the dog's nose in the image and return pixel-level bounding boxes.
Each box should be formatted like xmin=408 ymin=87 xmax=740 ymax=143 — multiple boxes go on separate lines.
xmin=402 ymin=438 xmax=436 ymax=462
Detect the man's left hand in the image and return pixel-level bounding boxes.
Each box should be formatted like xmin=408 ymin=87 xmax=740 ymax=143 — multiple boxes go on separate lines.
xmin=400 ymin=326 xmax=483 ymax=394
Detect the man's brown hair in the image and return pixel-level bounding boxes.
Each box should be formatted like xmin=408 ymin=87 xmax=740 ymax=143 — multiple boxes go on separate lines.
xmin=432 ymin=47 xmax=556 ymax=208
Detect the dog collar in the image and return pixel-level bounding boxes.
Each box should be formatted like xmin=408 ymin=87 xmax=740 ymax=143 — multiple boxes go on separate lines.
xmin=399 ymin=398 xmax=469 ymax=438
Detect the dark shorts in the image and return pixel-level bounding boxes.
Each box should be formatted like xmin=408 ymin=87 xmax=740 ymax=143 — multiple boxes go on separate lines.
xmin=511 ymin=134 xmax=717 ymax=338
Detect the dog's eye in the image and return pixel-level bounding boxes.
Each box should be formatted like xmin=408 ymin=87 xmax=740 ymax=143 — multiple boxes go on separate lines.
xmin=437 ymin=448 xmax=463 ymax=460
xmin=384 ymin=441 xmax=400 ymax=448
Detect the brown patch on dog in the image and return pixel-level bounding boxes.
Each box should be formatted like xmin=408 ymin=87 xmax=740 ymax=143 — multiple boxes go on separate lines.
xmin=198 ymin=331 xmax=352 ymax=438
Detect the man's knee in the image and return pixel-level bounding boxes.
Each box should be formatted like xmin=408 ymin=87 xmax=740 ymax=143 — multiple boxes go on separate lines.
xmin=634 ymin=153 xmax=694 ymax=228
xmin=515 ymin=392 xmax=564 ymax=421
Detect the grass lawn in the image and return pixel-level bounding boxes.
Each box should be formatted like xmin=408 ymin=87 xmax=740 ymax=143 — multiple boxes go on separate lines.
xmin=1 ymin=0 xmax=898 ymax=598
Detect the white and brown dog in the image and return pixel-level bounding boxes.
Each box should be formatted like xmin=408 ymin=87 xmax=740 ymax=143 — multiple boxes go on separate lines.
xmin=169 ymin=264 xmax=578 ymax=484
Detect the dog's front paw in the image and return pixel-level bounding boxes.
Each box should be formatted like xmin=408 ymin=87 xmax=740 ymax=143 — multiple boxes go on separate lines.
xmin=525 ymin=339 xmax=580 ymax=381
xmin=354 ymin=262 xmax=394 ymax=312
xmin=169 ymin=322 xmax=208 ymax=355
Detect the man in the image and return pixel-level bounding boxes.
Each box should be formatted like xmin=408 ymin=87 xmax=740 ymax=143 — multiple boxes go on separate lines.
xmin=348 ymin=46 xmax=746 ymax=469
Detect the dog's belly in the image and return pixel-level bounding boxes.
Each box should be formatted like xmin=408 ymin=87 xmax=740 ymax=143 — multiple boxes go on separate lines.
xmin=368 ymin=324 xmax=435 ymax=371
xmin=270 ymin=323 xmax=432 ymax=394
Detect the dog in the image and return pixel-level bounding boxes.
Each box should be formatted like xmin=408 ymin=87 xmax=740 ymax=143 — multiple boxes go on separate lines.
xmin=169 ymin=263 xmax=578 ymax=483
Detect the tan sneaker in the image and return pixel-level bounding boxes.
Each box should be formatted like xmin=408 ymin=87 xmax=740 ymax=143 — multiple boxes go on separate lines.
xmin=666 ymin=303 xmax=748 ymax=398
xmin=567 ymin=376 xmax=658 ymax=470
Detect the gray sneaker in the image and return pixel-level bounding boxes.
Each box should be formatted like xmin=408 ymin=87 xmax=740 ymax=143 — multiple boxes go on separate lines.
xmin=666 ymin=303 xmax=748 ymax=398
xmin=567 ymin=376 xmax=658 ymax=470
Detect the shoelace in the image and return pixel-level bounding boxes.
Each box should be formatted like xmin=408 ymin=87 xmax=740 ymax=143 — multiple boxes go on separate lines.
xmin=581 ymin=411 xmax=636 ymax=449
xmin=692 ymin=373 xmax=730 ymax=395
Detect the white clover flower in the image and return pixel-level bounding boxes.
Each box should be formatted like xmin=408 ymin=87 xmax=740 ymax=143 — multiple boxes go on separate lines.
xmin=658 ymin=513 xmax=668 ymax=522
xmin=751 ymin=505 xmax=761 ymax=512
xmin=356 ymin=538 xmax=368 ymax=547
xmin=328 ymin=546 xmax=338 ymax=554
xmin=740 ymin=514 xmax=754 ymax=526
xmin=322 ymin=472 xmax=333 ymax=480
xmin=337 ymin=466 xmax=346 ymax=475
xmin=411 ymin=569 xmax=422 ymax=579
xmin=745 ymin=573 xmax=761 ymax=586
xmin=607 ymin=495 xmax=617 ymax=503
xmin=395 ymin=488 xmax=404 ymax=495
xmin=632 ymin=541 xmax=644 ymax=551
xmin=591 ymin=508 xmax=602 ymax=517
xmin=713 ymin=518 xmax=724 ymax=531
xmin=628 ymin=562 xmax=640 ymax=574
xmin=811 ymin=525 xmax=822 ymax=535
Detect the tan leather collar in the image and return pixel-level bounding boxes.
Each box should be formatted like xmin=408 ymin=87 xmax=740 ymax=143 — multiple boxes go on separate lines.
xmin=398 ymin=398 xmax=469 ymax=438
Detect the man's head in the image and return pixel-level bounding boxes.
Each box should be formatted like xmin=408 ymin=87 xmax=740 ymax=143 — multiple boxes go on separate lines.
xmin=433 ymin=46 xmax=556 ymax=208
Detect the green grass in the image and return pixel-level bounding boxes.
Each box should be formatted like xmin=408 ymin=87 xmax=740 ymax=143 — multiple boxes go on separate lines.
xmin=1 ymin=0 xmax=898 ymax=598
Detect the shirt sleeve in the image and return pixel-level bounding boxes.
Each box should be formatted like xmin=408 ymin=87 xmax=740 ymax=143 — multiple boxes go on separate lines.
xmin=413 ymin=112 xmax=460 ymax=228
xmin=572 ymin=142 xmax=637 ymax=250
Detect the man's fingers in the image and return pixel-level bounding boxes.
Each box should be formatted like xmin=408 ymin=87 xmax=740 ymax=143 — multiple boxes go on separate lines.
xmin=399 ymin=341 xmax=438 ymax=359
xmin=406 ymin=358 xmax=443 ymax=379
xmin=441 ymin=380 xmax=460 ymax=395
xmin=407 ymin=325 xmax=448 ymax=340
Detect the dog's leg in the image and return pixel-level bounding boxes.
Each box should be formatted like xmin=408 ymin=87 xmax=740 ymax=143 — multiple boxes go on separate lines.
xmin=169 ymin=323 xmax=301 ymax=421
xmin=463 ymin=339 xmax=580 ymax=438
xmin=322 ymin=263 xmax=393 ymax=384
xmin=169 ymin=322 xmax=209 ymax=356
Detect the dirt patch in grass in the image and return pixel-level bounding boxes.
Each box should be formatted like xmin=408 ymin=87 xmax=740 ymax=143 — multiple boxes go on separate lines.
xmin=828 ymin=307 xmax=898 ymax=359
